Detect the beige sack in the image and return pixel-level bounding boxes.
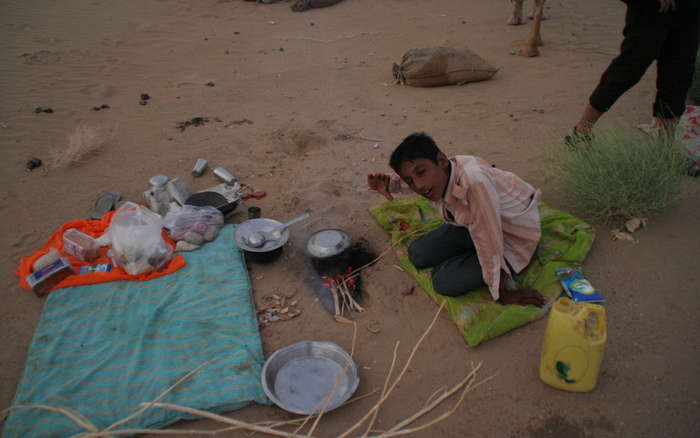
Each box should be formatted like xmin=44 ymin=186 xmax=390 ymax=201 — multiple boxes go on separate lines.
xmin=392 ymin=47 xmax=498 ymax=87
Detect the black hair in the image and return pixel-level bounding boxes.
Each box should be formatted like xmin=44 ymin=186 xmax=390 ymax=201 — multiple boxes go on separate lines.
xmin=389 ymin=132 xmax=442 ymax=173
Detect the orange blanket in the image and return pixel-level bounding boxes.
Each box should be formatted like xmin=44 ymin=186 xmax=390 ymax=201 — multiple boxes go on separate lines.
xmin=16 ymin=210 xmax=185 ymax=293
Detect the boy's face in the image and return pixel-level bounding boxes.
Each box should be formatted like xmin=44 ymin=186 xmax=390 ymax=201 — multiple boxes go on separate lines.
xmin=397 ymin=153 xmax=450 ymax=202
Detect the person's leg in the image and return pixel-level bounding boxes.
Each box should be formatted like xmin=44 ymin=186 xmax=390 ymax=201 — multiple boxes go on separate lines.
xmin=408 ymin=223 xmax=474 ymax=269
xmin=431 ymin=254 xmax=485 ymax=297
xmin=579 ymin=0 xmax=667 ymax=135
xmin=654 ymin=0 xmax=700 ymax=134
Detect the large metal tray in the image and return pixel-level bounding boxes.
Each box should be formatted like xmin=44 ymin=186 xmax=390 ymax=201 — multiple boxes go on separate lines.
xmin=261 ymin=341 xmax=359 ymax=415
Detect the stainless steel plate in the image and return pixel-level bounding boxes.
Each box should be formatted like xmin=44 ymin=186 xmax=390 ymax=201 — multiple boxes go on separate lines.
xmin=261 ymin=341 xmax=359 ymax=415
xmin=235 ymin=218 xmax=289 ymax=253
xmin=306 ymin=229 xmax=352 ymax=259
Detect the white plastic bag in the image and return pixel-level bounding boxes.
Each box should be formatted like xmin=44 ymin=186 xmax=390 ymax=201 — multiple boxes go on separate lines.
xmin=104 ymin=202 xmax=173 ymax=275
xmin=163 ymin=205 xmax=224 ymax=245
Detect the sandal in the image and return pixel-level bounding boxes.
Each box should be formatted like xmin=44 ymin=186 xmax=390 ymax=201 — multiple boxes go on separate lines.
xmin=91 ymin=192 xmax=121 ymax=219
xmin=564 ymin=127 xmax=592 ymax=149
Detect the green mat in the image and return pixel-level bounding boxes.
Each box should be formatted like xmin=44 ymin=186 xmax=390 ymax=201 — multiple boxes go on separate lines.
xmin=370 ymin=198 xmax=596 ymax=347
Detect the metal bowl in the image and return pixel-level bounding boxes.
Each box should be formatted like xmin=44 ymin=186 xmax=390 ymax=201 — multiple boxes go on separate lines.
xmin=235 ymin=218 xmax=290 ymax=252
xmin=306 ymin=229 xmax=352 ymax=259
xmin=261 ymin=341 xmax=359 ymax=415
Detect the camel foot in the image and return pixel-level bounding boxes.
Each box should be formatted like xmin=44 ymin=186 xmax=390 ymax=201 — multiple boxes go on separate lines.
xmin=518 ymin=46 xmax=540 ymax=57
xmin=507 ymin=15 xmax=526 ymax=25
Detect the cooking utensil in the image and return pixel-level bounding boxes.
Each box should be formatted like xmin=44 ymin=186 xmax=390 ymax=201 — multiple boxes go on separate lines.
xmin=185 ymin=191 xmax=238 ymax=216
xmin=261 ymin=341 xmax=359 ymax=415
xmin=234 ymin=218 xmax=290 ymax=263
xmin=245 ymin=213 xmax=310 ymax=248
xmin=306 ymin=229 xmax=352 ymax=260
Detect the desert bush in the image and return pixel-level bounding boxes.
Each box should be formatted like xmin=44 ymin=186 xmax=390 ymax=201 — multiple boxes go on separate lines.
xmin=50 ymin=124 xmax=112 ymax=168
xmin=548 ymin=128 xmax=688 ymax=224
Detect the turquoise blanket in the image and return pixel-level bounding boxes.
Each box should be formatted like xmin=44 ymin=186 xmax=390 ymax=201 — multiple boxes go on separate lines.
xmin=2 ymin=225 xmax=268 ymax=437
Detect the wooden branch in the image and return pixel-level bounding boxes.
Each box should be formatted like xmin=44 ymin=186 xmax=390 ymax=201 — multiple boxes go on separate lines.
xmin=0 ymin=404 xmax=98 ymax=433
xmin=336 ymin=303 xmax=445 ymax=438
xmin=364 ymin=341 xmax=400 ymax=435
xmin=143 ymin=403 xmax=315 ymax=438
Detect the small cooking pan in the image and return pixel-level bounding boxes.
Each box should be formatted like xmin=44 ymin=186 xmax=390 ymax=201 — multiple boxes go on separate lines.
xmin=185 ymin=191 xmax=238 ymax=216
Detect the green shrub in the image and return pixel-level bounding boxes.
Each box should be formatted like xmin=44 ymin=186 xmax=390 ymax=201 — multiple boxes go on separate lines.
xmin=548 ymin=128 xmax=689 ymax=224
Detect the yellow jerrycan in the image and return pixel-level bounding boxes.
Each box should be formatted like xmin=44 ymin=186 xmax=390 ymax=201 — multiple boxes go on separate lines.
xmin=539 ymin=297 xmax=606 ymax=392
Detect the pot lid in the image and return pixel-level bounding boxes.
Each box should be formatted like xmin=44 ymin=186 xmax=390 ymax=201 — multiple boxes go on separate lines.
xmin=306 ymin=229 xmax=352 ymax=259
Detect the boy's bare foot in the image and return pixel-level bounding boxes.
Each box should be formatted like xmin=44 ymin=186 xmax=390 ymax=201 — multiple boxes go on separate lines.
xmin=367 ymin=173 xmax=394 ymax=200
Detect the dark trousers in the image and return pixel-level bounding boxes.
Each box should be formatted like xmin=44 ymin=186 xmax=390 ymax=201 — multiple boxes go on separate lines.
xmin=589 ymin=0 xmax=700 ymax=119
xmin=408 ymin=223 xmax=485 ymax=297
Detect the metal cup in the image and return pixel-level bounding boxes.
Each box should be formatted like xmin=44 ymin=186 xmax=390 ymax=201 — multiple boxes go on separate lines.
xmin=248 ymin=206 xmax=261 ymax=219
xmin=213 ymin=167 xmax=237 ymax=184
xmin=192 ymin=159 xmax=208 ymax=177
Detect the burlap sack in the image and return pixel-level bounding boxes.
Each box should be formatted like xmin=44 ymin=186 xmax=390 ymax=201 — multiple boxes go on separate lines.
xmin=392 ymin=47 xmax=498 ymax=87
xmin=291 ymin=0 xmax=344 ymax=12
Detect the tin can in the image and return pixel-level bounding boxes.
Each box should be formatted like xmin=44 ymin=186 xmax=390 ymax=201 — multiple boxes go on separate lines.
xmin=248 ymin=206 xmax=261 ymax=219
xmin=192 ymin=159 xmax=208 ymax=177
xmin=167 ymin=177 xmax=192 ymax=205
xmin=213 ymin=167 xmax=237 ymax=184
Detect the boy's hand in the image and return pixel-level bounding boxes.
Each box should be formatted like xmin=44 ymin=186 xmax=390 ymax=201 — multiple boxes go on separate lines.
xmin=498 ymin=287 xmax=545 ymax=307
xmin=367 ymin=173 xmax=394 ymax=201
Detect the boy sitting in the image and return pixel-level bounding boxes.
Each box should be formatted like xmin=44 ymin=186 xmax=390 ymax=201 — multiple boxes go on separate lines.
xmin=368 ymin=132 xmax=545 ymax=307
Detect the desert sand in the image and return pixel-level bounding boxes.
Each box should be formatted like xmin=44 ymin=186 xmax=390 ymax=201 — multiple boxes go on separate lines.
xmin=2 ymin=0 xmax=699 ymax=437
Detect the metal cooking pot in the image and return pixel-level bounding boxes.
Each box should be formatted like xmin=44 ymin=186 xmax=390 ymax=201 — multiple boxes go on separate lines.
xmin=235 ymin=218 xmax=290 ymax=263
xmin=306 ymin=229 xmax=353 ymax=268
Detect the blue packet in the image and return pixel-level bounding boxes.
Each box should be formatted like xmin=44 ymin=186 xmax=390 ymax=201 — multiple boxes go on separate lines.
xmin=79 ymin=263 xmax=112 ymax=274
xmin=555 ymin=268 xmax=604 ymax=303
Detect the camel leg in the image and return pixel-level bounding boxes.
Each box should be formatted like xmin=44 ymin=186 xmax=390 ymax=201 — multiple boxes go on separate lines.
xmin=507 ymin=0 xmax=525 ymax=25
xmin=529 ymin=1 xmax=550 ymax=21
xmin=519 ymin=0 xmax=545 ymax=57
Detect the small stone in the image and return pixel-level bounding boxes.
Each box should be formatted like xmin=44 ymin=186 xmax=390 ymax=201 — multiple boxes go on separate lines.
xmin=462 ymin=20 xmax=466 ymax=24
xmin=92 ymin=106 xmax=101 ymax=111
xmin=310 ymin=22 xmax=315 ymax=26
xmin=279 ymin=47 xmax=284 ymax=52
xmin=34 ymin=107 xmax=43 ymax=114
xmin=26 ymin=158 xmax=42 ymax=170
xmin=43 ymin=108 xmax=53 ymax=113
xmin=234 ymin=31 xmax=240 ymax=35
xmin=140 ymin=93 xmax=150 ymax=100
xmin=139 ymin=100 xmax=147 ymax=106
xmin=100 ymin=104 xmax=110 ymax=109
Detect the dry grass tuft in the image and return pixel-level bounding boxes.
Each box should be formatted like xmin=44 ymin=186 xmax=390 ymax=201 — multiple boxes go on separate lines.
xmin=50 ymin=124 xmax=113 ymax=168
xmin=547 ymin=127 xmax=689 ymax=225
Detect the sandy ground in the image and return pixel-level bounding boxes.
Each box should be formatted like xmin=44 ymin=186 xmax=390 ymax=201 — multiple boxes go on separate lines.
xmin=2 ymin=0 xmax=699 ymax=436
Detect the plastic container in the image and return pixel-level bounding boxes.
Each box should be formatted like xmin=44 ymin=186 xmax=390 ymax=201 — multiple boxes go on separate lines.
xmin=62 ymin=229 xmax=100 ymax=261
xmin=143 ymin=175 xmax=171 ymax=217
xmin=26 ymin=257 xmax=75 ymax=296
xmin=539 ymin=297 xmax=606 ymax=392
